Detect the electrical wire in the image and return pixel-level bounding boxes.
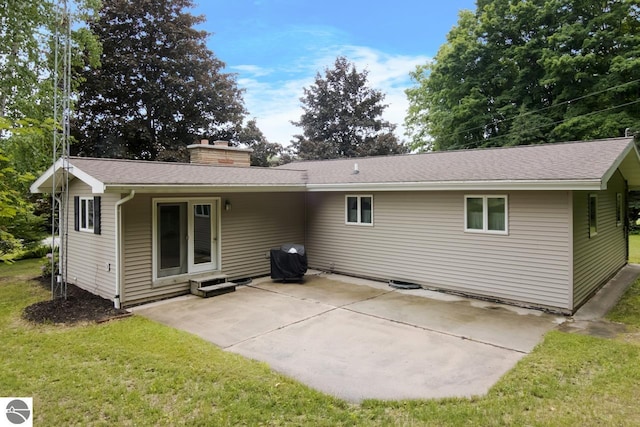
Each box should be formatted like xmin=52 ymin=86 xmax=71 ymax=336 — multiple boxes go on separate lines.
xmin=425 ymin=78 xmax=640 ymax=143
xmin=451 ymin=98 xmax=640 ymax=150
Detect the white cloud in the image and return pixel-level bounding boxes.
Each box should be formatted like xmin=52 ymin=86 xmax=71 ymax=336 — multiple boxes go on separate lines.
xmin=337 ymin=46 xmax=431 ymax=139
xmin=236 ymin=75 xmax=309 ymax=144
xmin=234 ymin=45 xmax=431 ymax=145
xmin=231 ymin=64 xmax=273 ymax=77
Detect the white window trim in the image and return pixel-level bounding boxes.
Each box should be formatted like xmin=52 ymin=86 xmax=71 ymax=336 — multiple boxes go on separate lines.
xmin=589 ymin=193 xmax=598 ymax=238
xmin=151 ymin=197 xmax=221 ymax=283
xmin=79 ymin=197 xmax=94 ymax=232
xmin=345 ymin=195 xmax=374 ymax=226
xmin=464 ymin=195 xmax=509 ymax=235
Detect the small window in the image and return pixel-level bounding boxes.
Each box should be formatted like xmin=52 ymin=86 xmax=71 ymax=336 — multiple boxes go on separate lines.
xmin=589 ymin=194 xmax=597 ymax=237
xmin=616 ymin=193 xmax=623 ymax=227
xmin=80 ymin=197 xmax=94 ymax=232
xmin=346 ymin=195 xmax=373 ymax=225
xmin=465 ymin=195 xmax=508 ymax=234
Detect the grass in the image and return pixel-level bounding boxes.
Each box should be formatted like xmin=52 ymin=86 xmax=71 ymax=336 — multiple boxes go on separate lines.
xmin=629 ymin=234 xmax=640 ymax=264
xmin=0 ymin=257 xmax=43 ymax=279
xmin=608 ymin=275 xmax=640 ymax=327
xmin=2 ymin=260 xmax=640 ymax=425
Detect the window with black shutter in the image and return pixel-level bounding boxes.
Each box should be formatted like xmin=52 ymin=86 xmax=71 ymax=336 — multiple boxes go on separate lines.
xmin=75 ymin=196 xmax=101 ymax=234
xmin=93 ymin=196 xmax=101 ymax=235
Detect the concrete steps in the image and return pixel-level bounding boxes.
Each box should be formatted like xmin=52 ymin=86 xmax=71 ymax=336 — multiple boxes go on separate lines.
xmin=190 ymin=274 xmax=235 ymax=298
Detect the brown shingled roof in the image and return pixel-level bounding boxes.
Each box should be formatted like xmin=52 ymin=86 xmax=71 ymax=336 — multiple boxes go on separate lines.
xmin=279 ymin=137 xmax=636 ymax=185
xmin=69 ymin=157 xmax=306 ymax=186
xmin=31 ymin=137 xmax=640 ymax=194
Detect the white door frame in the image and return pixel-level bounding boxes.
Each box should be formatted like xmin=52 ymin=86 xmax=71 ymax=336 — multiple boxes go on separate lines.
xmin=152 ymin=197 xmax=221 ymax=282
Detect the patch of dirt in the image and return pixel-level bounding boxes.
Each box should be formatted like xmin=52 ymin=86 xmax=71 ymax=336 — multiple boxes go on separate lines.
xmin=557 ymin=319 xmax=629 ymax=339
xmin=619 ymin=331 xmax=640 ymax=345
xmin=23 ymin=278 xmax=130 ymax=325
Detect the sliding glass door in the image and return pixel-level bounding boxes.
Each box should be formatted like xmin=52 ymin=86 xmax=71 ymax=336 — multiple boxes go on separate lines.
xmin=157 ymin=203 xmax=187 ymax=278
xmin=155 ymin=199 xmax=219 ymax=280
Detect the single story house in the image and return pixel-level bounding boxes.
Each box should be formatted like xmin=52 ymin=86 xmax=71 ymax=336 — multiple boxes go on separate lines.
xmin=31 ymin=137 xmax=640 ymax=314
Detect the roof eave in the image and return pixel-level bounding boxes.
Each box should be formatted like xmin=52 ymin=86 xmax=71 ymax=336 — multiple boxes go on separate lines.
xmin=29 ymin=159 xmax=60 ymax=193
xmin=30 ymin=158 xmax=106 ymax=194
xmin=602 ymin=139 xmax=640 ymax=190
xmin=305 ymin=179 xmax=604 ymax=192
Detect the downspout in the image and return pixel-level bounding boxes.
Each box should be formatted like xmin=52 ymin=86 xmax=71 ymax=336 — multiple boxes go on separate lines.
xmin=114 ymin=191 xmax=135 ymax=309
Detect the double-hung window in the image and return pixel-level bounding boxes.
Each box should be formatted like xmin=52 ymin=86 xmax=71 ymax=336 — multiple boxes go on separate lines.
xmin=74 ymin=196 xmax=101 ymax=234
xmin=346 ymin=195 xmax=373 ymax=225
xmin=465 ymin=195 xmax=508 ymax=234
xmin=80 ymin=198 xmax=94 ymax=232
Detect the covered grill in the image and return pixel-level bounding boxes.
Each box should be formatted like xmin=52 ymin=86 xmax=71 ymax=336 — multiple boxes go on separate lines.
xmin=270 ymin=243 xmax=307 ymax=281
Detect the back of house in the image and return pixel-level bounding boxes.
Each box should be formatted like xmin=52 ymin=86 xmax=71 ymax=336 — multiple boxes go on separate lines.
xmin=31 ymin=137 xmax=640 ymax=313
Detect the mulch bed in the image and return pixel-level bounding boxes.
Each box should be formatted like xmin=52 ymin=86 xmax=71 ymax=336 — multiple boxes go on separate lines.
xmin=23 ymin=278 xmax=130 ymax=325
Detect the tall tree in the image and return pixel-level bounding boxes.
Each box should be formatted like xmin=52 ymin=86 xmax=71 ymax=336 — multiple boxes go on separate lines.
xmin=1 ymin=0 xmax=100 ymax=174
xmin=1 ymin=0 xmax=100 ymax=123
xmin=0 ymin=0 xmax=51 ymax=121
xmin=73 ymin=0 xmax=246 ymax=160
xmin=0 ymin=147 xmax=45 ymax=259
xmin=236 ymin=119 xmax=283 ymax=167
xmin=292 ymin=56 xmax=406 ymax=160
xmin=405 ymin=0 xmax=640 ymax=151
xmin=0 ymin=0 xmax=99 ymax=258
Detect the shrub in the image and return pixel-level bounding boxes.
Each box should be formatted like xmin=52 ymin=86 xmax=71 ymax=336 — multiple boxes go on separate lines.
xmin=41 ymin=250 xmax=59 ymax=279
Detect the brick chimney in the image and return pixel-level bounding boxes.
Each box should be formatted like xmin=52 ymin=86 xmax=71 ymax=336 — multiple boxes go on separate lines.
xmin=187 ymin=140 xmax=253 ymax=167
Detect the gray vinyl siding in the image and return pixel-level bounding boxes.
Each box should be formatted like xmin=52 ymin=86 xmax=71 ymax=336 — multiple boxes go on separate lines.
xmin=121 ymin=192 xmax=304 ymax=305
xmin=220 ymin=192 xmax=305 ymax=277
xmin=573 ymin=170 xmax=627 ymax=309
xmin=66 ymin=180 xmax=118 ymax=300
xmin=306 ymin=191 xmax=572 ymax=311
xmin=121 ymin=194 xmax=155 ymax=304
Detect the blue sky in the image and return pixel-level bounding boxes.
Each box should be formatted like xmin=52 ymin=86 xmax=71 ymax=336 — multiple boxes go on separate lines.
xmin=193 ymin=0 xmax=477 ymax=145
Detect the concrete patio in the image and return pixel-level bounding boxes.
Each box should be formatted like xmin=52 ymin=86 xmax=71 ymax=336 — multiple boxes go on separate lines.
xmin=132 ymin=272 xmax=570 ymax=402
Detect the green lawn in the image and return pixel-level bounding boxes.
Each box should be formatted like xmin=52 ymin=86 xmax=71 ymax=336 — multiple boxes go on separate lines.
xmin=608 ymin=273 xmax=640 ymax=327
xmin=2 ymin=260 xmax=640 ymax=425
xmin=630 ymin=234 xmax=640 ymax=264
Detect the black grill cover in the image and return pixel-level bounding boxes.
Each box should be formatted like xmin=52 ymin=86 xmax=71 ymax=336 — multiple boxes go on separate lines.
xmin=270 ymin=244 xmax=307 ymax=280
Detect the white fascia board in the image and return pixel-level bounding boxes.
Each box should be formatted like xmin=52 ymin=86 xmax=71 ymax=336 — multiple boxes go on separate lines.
xmin=602 ymin=140 xmax=640 ymax=190
xmin=30 ymin=159 xmax=60 ymax=193
xmin=30 ymin=158 xmax=106 ymax=194
xmin=104 ymin=184 xmax=306 ymax=194
xmin=305 ymin=179 xmax=603 ymax=192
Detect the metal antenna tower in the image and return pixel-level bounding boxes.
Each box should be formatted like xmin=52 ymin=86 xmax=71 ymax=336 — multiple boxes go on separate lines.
xmin=51 ymin=0 xmax=72 ymax=299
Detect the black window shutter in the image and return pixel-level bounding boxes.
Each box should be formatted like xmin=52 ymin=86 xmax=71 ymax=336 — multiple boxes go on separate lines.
xmin=74 ymin=196 xmax=80 ymax=231
xmin=94 ymin=196 xmax=101 ymax=235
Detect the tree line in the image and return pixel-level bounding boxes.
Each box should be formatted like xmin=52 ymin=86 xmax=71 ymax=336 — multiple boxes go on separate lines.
xmin=405 ymin=0 xmax=640 ymax=151
xmin=2 ymin=0 xmax=639 ymax=258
